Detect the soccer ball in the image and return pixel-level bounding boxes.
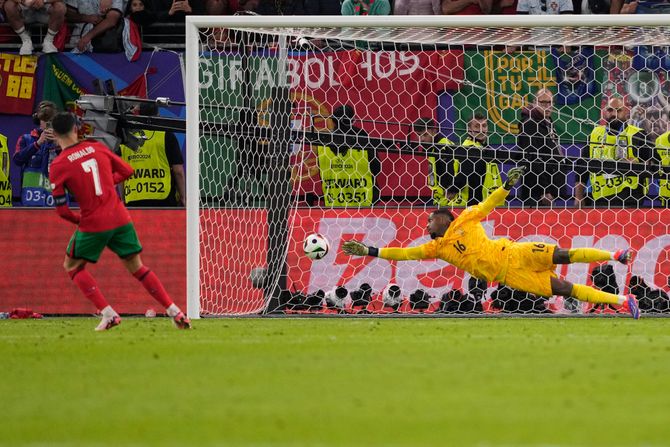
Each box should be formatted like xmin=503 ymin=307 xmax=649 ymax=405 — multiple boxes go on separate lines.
xmin=249 ymin=267 xmax=267 ymax=288
xmin=303 ymin=233 xmax=330 ymax=260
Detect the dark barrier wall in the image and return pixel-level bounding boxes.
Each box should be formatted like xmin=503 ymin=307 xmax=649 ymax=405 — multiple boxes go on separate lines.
xmin=0 ymin=209 xmax=185 ymax=314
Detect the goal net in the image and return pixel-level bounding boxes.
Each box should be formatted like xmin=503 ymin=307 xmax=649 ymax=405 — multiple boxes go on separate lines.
xmin=185 ymin=16 xmax=670 ymax=317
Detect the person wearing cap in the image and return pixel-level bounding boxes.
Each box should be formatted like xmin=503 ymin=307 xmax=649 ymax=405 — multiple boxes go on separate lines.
xmin=12 ymin=100 xmax=61 ymax=206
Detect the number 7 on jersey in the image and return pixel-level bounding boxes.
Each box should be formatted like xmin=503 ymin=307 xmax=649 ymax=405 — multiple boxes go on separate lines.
xmin=81 ymin=159 xmax=103 ymax=196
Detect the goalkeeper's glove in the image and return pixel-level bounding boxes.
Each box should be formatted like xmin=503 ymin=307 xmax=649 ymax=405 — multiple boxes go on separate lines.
xmin=342 ymin=240 xmax=375 ymax=256
xmin=504 ymin=166 xmax=526 ymax=190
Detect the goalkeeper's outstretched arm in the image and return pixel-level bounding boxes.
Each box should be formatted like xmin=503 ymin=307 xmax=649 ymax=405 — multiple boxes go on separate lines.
xmin=342 ymin=167 xmax=525 ymax=260
xmin=342 ymin=240 xmax=427 ymax=261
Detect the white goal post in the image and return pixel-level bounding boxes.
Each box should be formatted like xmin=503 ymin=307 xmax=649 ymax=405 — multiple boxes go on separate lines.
xmin=185 ymin=15 xmax=670 ymax=318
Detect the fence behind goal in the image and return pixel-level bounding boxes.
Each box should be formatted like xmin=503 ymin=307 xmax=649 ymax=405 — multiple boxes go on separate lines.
xmin=185 ymin=16 xmax=670 ymax=318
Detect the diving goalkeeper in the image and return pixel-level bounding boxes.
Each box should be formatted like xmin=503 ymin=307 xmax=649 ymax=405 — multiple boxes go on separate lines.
xmin=342 ymin=167 xmax=640 ymax=319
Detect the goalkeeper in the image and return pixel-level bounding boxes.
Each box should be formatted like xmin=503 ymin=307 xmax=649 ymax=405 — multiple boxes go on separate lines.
xmin=342 ymin=166 xmax=641 ymax=319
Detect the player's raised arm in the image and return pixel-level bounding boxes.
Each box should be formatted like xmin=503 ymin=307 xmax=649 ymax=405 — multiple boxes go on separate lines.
xmin=477 ymin=166 xmax=526 ymax=216
xmin=342 ymin=240 xmax=428 ymax=261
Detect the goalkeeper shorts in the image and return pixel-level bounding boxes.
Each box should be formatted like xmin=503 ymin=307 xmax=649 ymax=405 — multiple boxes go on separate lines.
xmin=501 ymin=242 xmax=557 ymax=298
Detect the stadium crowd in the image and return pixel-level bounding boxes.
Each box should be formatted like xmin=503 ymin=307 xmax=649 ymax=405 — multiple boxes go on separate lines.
xmin=1 ymin=0 xmax=669 ymax=58
xmin=1 ymin=0 xmax=670 ymax=211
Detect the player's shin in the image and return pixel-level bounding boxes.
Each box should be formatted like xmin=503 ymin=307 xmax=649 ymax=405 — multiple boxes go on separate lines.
xmin=571 ymin=284 xmax=625 ymax=305
xmin=568 ymin=248 xmax=613 ymax=264
xmin=68 ymin=266 xmax=110 ymax=310
xmin=132 ymin=266 xmax=176 ymax=311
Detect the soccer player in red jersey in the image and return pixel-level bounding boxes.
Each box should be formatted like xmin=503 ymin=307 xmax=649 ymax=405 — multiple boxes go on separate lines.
xmin=48 ymin=112 xmax=191 ymax=331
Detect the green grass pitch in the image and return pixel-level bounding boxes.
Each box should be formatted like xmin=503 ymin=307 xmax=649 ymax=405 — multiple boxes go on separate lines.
xmin=1 ymin=317 xmax=669 ymax=447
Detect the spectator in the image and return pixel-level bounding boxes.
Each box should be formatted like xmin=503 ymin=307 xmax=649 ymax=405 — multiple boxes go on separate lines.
xmin=255 ymin=0 xmax=304 ymax=14
xmin=66 ymin=0 xmax=125 ymax=52
xmin=454 ymin=111 xmax=503 ymax=206
xmin=442 ymin=0 xmax=492 ymax=14
xmin=412 ymin=117 xmax=462 ymax=207
xmin=125 ymin=0 xmax=153 ymax=25
xmin=0 ymin=131 xmax=10 ymax=208
xmin=611 ymin=0 xmax=670 ymax=13
xmin=13 ymin=100 xmax=61 ymax=206
xmin=575 ymin=96 xmax=656 ymax=208
xmin=3 ymin=0 xmax=65 ymax=55
xmin=493 ymin=0 xmax=518 ymax=13
xmin=655 ymin=129 xmax=670 ymax=206
xmin=304 ymin=0 xmax=341 ymax=14
xmin=341 ymin=0 xmax=390 ymax=15
xmin=576 ymin=0 xmax=609 ymax=13
xmin=394 ymin=0 xmax=441 ymax=14
xmin=516 ymin=0 xmax=572 ymax=13
xmin=205 ymin=0 xmax=258 ymax=14
xmin=633 ymin=106 xmax=669 ymax=142
xmin=150 ymin=0 xmax=205 ymax=22
xmin=204 ymin=0 xmax=227 ymax=14
xmin=128 ymin=0 xmax=145 ymax=12
xmin=517 ymin=88 xmax=566 ymax=207
xmin=316 ymin=105 xmax=379 ymax=207
xmin=120 ymin=102 xmax=186 ymax=207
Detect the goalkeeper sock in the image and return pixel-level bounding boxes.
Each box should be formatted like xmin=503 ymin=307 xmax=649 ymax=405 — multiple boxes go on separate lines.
xmin=571 ymin=284 xmax=625 ymax=305
xmin=568 ymin=248 xmax=612 ymax=264
xmin=133 ymin=266 xmax=174 ymax=308
xmin=68 ymin=266 xmax=109 ymax=310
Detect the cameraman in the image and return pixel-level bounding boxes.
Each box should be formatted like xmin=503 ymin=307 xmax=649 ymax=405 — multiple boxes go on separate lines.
xmin=13 ymin=100 xmax=61 ymax=206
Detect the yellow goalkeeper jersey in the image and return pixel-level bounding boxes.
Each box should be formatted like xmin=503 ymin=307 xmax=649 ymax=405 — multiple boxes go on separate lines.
xmin=379 ymin=187 xmax=512 ymax=282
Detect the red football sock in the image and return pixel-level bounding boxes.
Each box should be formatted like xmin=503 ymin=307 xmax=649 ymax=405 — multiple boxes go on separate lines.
xmin=133 ymin=266 xmax=174 ymax=308
xmin=69 ymin=266 xmax=109 ymax=310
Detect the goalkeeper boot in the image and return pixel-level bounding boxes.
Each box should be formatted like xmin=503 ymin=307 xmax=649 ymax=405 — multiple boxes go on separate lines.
xmin=95 ymin=315 xmax=122 ymax=331
xmin=172 ymin=312 xmax=191 ymax=329
xmin=614 ymin=248 xmax=632 ymax=265
xmin=623 ymin=295 xmax=641 ymax=320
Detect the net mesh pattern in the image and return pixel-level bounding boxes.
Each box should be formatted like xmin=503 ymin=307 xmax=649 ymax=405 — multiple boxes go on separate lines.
xmin=193 ymin=24 xmax=670 ymax=316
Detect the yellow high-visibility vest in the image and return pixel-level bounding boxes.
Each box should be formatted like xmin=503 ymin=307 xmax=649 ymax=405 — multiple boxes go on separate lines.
xmin=0 ymin=134 xmax=11 ymax=207
xmin=120 ymin=131 xmax=171 ymax=203
xmin=427 ymin=137 xmax=467 ymax=207
xmin=317 ymin=145 xmax=373 ymax=207
xmin=655 ymin=131 xmax=670 ymax=201
xmin=588 ymin=125 xmax=641 ymax=200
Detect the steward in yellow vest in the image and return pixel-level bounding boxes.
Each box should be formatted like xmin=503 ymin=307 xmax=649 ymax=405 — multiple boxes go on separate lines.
xmin=417 ymin=114 xmax=502 ymax=208
xmin=317 ymin=144 xmax=374 ymax=207
xmin=458 ymin=136 xmax=503 ymax=205
xmin=317 ymin=105 xmax=378 ymax=208
xmin=583 ymin=123 xmax=652 ymax=207
xmin=120 ymin=129 xmax=185 ymax=207
xmin=120 ymin=103 xmax=186 ymax=207
xmin=0 ymin=133 xmax=11 ymax=207
xmin=454 ymin=112 xmax=502 ymax=206
xmin=576 ymin=97 xmax=655 ymax=207
xmin=654 ymin=130 xmax=670 ymax=206
xmin=413 ymin=117 xmax=463 ymax=207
